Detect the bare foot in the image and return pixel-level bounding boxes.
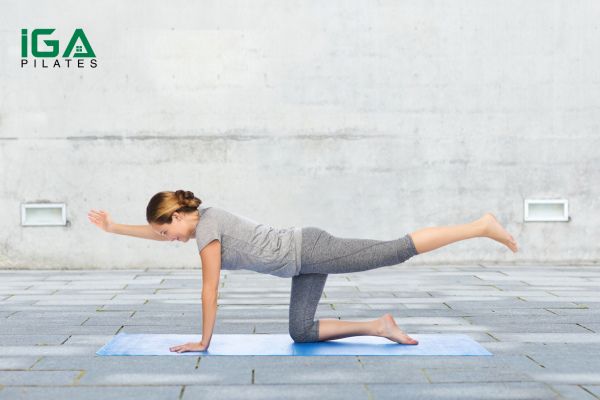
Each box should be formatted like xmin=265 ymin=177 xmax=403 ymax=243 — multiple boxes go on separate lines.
xmin=375 ymin=313 xmax=418 ymax=345
xmin=479 ymin=212 xmax=519 ymax=253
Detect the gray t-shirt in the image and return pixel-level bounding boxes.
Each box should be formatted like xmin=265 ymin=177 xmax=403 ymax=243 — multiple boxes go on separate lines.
xmin=195 ymin=206 xmax=303 ymax=278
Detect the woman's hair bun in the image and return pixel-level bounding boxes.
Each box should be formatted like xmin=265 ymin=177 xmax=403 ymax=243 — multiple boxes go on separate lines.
xmin=175 ymin=189 xmax=195 ymax=200
xmin=174 ymin=190 xmax=202 ymax=211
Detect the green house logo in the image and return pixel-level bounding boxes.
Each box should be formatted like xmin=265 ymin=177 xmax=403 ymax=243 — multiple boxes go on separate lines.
xmin=21 ymin=28 xmax=98 ymax=69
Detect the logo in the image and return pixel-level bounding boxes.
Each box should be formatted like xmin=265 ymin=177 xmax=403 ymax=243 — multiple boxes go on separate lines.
xmin=21 ymin=28 xmax=98 ymax=69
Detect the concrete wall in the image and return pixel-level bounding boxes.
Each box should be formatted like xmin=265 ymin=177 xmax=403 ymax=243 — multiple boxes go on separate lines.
xmin=0 ymin=0 xmax=598 ymax=269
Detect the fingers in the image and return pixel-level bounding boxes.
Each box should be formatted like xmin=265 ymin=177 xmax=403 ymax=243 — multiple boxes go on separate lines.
xmin=87 ymin=210 xmax=107 ymax=223
xmin=169 ymin=342 xmax=202 ymax=353
xmin=169 ymin=344 xmax=188 ymax=353
xmin=87 ymin=212 xmax=101 ymax=225
xmin=88 ymin=210 xmax=106 ymax=215
xmin=88 ymin=210 xmax=105 ymax=217
xmin=171 ymin=347 xmax=187 ymax=353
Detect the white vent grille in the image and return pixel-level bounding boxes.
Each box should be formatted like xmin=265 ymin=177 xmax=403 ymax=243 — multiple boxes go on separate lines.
xmin=21 ymin=203 xmax=67 ymax=226
xmin=524 ymin=199 xmax=569 ymax=222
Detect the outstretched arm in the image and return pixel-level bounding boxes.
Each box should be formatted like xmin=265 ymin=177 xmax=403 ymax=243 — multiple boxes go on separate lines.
xmin=110 ymin=223 xmax=169 ymax=241
xmin=87 ymin=209 xmax=169 ymax=241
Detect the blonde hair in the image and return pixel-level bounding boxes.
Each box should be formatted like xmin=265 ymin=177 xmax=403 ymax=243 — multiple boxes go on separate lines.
xmin=146 ymin=190 xmax=202 ymax=224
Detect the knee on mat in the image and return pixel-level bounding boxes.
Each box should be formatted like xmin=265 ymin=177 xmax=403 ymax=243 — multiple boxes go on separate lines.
xmin=289 ymin=322 xmax=318 ymax=343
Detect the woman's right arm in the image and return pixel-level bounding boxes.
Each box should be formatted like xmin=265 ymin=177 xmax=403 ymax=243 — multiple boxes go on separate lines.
xmin=88 ymin=210 xmax=169 ymax=241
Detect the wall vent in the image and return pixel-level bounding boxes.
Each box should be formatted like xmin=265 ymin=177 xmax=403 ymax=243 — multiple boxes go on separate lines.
xmin=21 ymin=203 xmax=67 ymax=226
xmin=524 ymin=199 xmax=569 ymax=222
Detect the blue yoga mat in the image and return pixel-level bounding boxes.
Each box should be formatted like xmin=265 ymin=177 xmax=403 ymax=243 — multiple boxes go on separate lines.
xmin=96 ymin=333 xmax=492 ymax=356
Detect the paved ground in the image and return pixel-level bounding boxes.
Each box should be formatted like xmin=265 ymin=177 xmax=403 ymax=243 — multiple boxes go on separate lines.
xmin=1 ymin=264 xmax=600 ymax=399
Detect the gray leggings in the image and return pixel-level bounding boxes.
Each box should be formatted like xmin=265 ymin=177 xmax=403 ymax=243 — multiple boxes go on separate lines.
xmin=288 ymin=226 xmax=419 ymax=343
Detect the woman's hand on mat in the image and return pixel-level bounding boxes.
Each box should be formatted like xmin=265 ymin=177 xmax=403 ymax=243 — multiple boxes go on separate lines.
xmin=87 ymin=209 xmax=114 ymax=232
xmin=169 ymin=341 xmax=209 ymax=353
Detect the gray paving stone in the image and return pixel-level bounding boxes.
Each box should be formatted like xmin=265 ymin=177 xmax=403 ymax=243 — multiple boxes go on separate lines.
xmin=1 ymin=295 xmax=114 ymax=301
xmin=0 ymin=345 xmax=100 ymax=357
xmin=7 ymin=310 xmax=133 ymax=318
xmin=0 ymin=357 xmax=39 ymax=370
xmin=0 ymin=335 xmax=71 ymax=346
xmin=427 ymin=290 xmax=556 ymax=297
xmin=0 ymin=300 xmax=38 ymax=305
xmin=549 ymin=384 xmax=599 ymax=400
xmin=479 ymin=323 xmax=593 ymax=333
xmin=445 ymin=300 xmax=584 ymax=310
xmin=128 ymin=311 xmax=192 ymax=318
xmin=484 ymin=342 xmax=600 ymax=356
xmin=55 ymin=289 xmax=157 ymax=295
xmin=0 ymin=386 xmax=182 ymax=400
xmin=79 ymin=316 xmax=133 ymax=325
xmin=423 ymin=366 xmax=532 ymax=383
xmin=98 ymin=304 xmax=196 ymax=311
xmin=2 ymin=317 xmax=89 ymax=325
xmin=182 ymin=384 xmax=369 ymax=400
xmin=357 ymin=354 xmax=539 ymax=371
xmin=0 ymin=290 xmax=57 ymax=295
xmin=35 ymin=299 xmax=148 ymax=305
xmin=32 ymin=355 xmax=198 ymax=371
xmin=197 ymin=355 xmax=362 ymax=369
xmin=465 ymin=315 xmax=600 ymax=324
xmin=583 ymin=385 xmax=600 ymax=398
xmin=579 ymin=323 xmax=600 ymax=332
xmin=521 ymin=297 xmax=600 ymax=304
xmin=118 ymin=325 xmax=205 ymax=334
xmin=254 ymin=364 xmax=428 ymax=384
xmin=0 ymin=370 xmax=81 ymax=385
xmin=547 ymin=308 xmax=600 ymax=316
xmin=521 ymin=353 xmax=600 ymax=373
xmin=252 ymin=323 xmax=289 ymax=333
xmin=118 ymin=324 xmax=256 ymax=334
xmin=0 ymin=325 xmax=120 ymax=335
xmin=63 ymin=335 xmax=115 ymax=345
xmin=366 ymin=382 xmax=560 ymax=399
xmin=526 ymin=371 xmax=600 ymax=385
xmin=491 ymin=333 xmax=600 ymax=343
xmin=77 ymin=368 xmax=250 ymax=385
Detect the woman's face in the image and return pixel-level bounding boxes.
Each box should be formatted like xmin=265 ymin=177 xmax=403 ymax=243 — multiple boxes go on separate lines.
xmin=151 ymin=211 xmax=197 ymax=242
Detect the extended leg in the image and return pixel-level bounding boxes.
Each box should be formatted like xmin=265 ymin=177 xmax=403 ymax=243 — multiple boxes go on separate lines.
xmin=299 ymin=229 xmax=418 ymax=275
xmin=408 ymin=212 xmax=518 ymax=255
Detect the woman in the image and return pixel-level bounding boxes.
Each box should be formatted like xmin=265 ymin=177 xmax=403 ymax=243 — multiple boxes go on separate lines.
xmin=88 ymin=190 xmax=518 ymax=353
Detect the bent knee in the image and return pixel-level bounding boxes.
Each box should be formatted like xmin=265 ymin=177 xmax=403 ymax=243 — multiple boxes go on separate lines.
xmin=289 ymin=320 xmax=319 ymax=343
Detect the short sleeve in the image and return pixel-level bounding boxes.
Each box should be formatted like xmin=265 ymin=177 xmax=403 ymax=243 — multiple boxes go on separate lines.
xmin=195 ymin=211 xmax=221 ymax=252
